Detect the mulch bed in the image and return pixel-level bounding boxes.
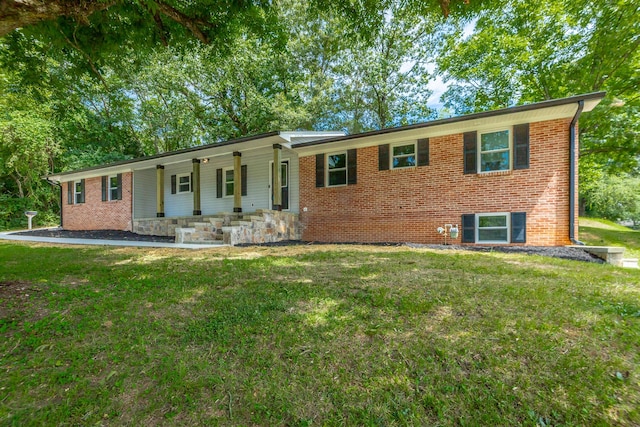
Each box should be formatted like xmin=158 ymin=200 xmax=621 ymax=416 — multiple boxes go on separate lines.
xmin=13 ymin=229 xmax=603 ymax=263
xmin=14 ymin=228 xmax=175 ymax=243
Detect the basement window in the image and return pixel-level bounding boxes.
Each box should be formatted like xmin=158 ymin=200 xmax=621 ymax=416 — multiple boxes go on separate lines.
xmin=477 ymin=213 xmax=510 ymax=243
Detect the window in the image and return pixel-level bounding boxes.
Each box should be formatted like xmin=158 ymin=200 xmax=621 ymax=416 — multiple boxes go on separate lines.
xmin=224 ymin=168 xmax=234 ymax=196
xmin=327 ymin=152 xmax=347 ymax=186
xmin=74 ymin=180 xmax=84 ymax=204
xmin=280 ymin=163 xmax=288 ymax=187
xmin=479 ymin=129 xmax=510 ymax=172
xmin=109 ymin=175 xmax=119 ymax=200
xmin=392 ymin=143 xmax=416 ymax=169
xmin=177 ymin=173 xmax=191 ymax=193
xmin=477 ymin=213 xmax=509 ymax=243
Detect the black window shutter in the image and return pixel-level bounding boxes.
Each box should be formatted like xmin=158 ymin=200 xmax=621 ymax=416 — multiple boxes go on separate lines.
xmin=315 ymin=154 xmax=325 ymax=188
xmin=101 ymin=176 xmax=107 ymax=201
xmin=79 ymin=179 xmax=85 ymax=203
xmin=463 ymin=132 xmax=477 ymax=174
xmin=347 ymin=149 xmax=357 ymax=185
xmin=190 ymin=172 xmax=194 ymax=192
xmin=171 ymin=175 xmax=177 ymax=194
xmin=378 ymin=144 xmax=390 ymax=171
xmin=116 ymin=173 xmax=122 ymax=200
xmin=417 ymin=138 xmax=429 ymax=166
xmin=241 ymin=165 xmax=247 ymax=196
xmin=511 ymin=212 xmax=527 ymax=243
xmin=67 ymin=182 xmax=73 ymax=205
xmin=514 ymin=123 xmax=530 ymax=170
xmin=461 ymin=214 xmax=475 ymax=243
xmin=216 ymin=169 xmax=223 ymax=198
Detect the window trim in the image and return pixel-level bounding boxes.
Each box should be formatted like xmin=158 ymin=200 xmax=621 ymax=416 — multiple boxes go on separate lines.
xmin=478 ymin=128 xmax=512 ymax=173
xmin=476 ymin=212 xmax=510 ymax=244
xmin=176 ymin=173 xmax=191 ymax=193
xmin=326 ymin=151 xmax=348 ymax=187
xmin=390 ymin=141 xmax=417 ymax=170
xmin=223 ymin=167 xmax=235 ymax=197
xmin=74 ymin=180 xmax=83 ymax=204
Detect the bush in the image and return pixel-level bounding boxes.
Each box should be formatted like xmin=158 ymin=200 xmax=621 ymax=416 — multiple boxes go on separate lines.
xmin=0 ymin=194 xmax=59 ymax=230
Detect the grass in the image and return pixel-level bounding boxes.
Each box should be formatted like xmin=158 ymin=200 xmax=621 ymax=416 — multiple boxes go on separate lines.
xmin=580 ymin=217 xmax=640 ymax=259
xmin=1 ymin=242 xmax=639 ymax=426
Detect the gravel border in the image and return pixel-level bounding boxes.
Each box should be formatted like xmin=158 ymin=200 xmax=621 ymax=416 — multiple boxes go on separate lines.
xmin=13 ymin=229 xmax=603 ymax=263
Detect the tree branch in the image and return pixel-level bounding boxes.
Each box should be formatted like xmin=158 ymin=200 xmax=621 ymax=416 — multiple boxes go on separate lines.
xmin=155 ymin=1 xmax=210 ymax=44
xmin=0 ymin=0 xmax=117 ymax=37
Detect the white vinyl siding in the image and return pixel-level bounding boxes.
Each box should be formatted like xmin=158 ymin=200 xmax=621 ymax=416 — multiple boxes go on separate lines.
xmin=165 ymin=163 xmax=194 ymax=217
xmin=133 ymin=168 xmax=156 ymax=218
xmin=201 ymin=147 xmax=300 ymax=214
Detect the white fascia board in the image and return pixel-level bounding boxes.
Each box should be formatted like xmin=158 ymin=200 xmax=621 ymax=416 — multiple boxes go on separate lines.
xmin=49 ymin=134 xmax=288 ymax=183
xmin=293 ymin=103 xmax=586 ymax=157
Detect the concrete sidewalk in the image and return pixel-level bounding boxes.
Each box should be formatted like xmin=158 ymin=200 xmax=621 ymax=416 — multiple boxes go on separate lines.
xmin=0 ymin=230 xmax=225 ymax=249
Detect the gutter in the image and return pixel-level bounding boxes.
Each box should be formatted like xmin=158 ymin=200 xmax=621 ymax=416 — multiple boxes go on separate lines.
xmin=569 ymin=100 xmax=584 ymax=245
xmin=46 ymin=178 xmax=63 ymax=228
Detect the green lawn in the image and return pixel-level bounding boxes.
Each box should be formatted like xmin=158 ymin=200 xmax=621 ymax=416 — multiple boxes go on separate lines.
xmin=580 ymin=217 xmax=640 ymax=259
xmin=1 ymin=242 xmax=639 ymax=426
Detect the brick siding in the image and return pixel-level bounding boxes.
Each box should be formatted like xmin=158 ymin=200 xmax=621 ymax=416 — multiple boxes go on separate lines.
xmin=62 ymin=172 xmax=133 ymax=231
xmin=299 ymin=118 xmax=577 ymax=246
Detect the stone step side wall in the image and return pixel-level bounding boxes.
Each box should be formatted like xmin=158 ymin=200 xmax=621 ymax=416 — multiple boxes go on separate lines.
xmin=134 ymin=210 xmax=301 ymax=246
xmin=133 ymin=215 xmax=219 ymax=236
xmin=222 ymin=210 xmax=301 ymax=246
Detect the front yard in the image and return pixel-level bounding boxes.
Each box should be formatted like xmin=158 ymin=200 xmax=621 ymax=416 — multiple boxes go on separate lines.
xmin=1 ymin=242 xmax=639 ymax=425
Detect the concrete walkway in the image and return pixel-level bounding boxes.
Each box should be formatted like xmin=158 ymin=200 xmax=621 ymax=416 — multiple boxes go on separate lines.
xmin=0 ymin=230 xmax=225 ymax=249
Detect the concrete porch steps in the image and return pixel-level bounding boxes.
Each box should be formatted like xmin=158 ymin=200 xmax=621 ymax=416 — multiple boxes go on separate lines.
xmin=622 ymin=258 xmax=639 ymax=269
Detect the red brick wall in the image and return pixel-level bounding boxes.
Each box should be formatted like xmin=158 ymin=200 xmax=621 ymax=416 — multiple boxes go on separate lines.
xmin=62 ymin=172 xmax=133 ymax=231
xmin=299 ymin=118 xmax=576 ymax=246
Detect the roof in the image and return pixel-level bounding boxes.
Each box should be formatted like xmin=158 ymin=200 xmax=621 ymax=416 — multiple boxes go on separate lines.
xmin=47 ymin=92 xmax=604 ymax=182
xmin=46 ymin=130 xmax=345 ymax=182
xmin=292 ymin=92 xmax=606 ymax=149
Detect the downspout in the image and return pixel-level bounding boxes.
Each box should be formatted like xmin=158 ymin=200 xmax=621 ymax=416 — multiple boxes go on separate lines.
xmin=569 ymin=100 xmax=584 ymax=245
xmin=46 ymin=178 xmax=63 ymax=228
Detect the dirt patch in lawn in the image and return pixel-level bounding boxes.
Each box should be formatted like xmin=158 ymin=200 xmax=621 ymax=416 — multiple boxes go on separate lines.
xmin=0 ymin=280 xmax=48 ymax=321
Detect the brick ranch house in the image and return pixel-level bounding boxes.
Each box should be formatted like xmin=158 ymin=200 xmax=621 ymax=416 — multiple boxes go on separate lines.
xmin=46 ymin=92 xmax=604 ymax=246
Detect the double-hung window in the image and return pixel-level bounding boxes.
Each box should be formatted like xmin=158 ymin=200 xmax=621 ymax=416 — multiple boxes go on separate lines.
xmin=74 ymin=181 xmax=84 ymax=204
xmin=479 ymin=129 xmax=511 ymax=172
xmin=392 ymin=143 xmax=416 ymax=169
xmin=224 ymin=168 xmax=234 ymax=196
xmin=109 ymin=175 xmax=119 ymax=200
xmin=477 ymin=213 xmax=509 ymax=243
xmin=327 ymin=152 xmax=347 ymax=186
xmin=177 ymin=173 xmax=191 ymax=193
